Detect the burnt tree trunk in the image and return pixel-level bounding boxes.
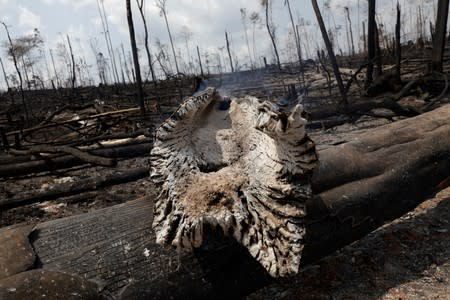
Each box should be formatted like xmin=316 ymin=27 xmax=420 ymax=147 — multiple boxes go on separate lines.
xmin=431 ymin=0 xmax=450 ymax=72
xmin=395 ymin=1 xmax=401 ymax=80
xmin=126 ymin=0 xmax=146 ymax=114
xmin=225 ymin=31 xmax=234 ymax=73
xmin=311 ymin=0 xmax=348 ymax=106
xmin=136 ymin=0 xmax=160 ymax=102
xmin=366 ymin=0 xmax=376 ymax=87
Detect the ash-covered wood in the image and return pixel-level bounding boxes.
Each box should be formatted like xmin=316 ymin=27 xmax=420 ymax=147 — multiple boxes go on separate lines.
xmin=150 ymin=87 xmax=318 ymax=277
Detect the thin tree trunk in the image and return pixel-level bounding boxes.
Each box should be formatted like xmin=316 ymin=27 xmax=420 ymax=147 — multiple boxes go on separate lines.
xmin=121 ymin=44 xmax=132 ymax=83
xmin=96 ymin=0 xmax=119 ymax=84
xmin=49 ymin=49 xmax=60 ymax=89
xmin=375 ymin=22 xmax=382 ymax=77
xmin=0 ymin=57 xmax=10 ymax=91
xmin=431 ymin=0 xmax=450 ymax=72
xmin=362 ymin=21 xmax=367 ymax=53
xmin=126 ymin=0 xmax=145 ymax=114
xmin=241 ymin=10 xmax=253 ymax=69
xmin=366 ymin=0 xmax=376 ymax=87
xmin=225 ymin=31 xmax=235 ymax=73
xmin=286 ymin=0 xmax=302 ymax=66
xmin=1 ymin=22 xmax=29 ymax=123
xmin=395 ymin=1 xmax=401 ymax=80
xmin=66 ymin=35 xmax=76 ymax=91
xmin=136 ymin=0 xmax=160 ymax=101
xmin=345 ymin=7 xmax=356 ymax=56
xmin=100 ymin=0 xmax=120 ymax=84
xmin=197 ymin=46 xmax=204 ymax=77
xmin=296 ymin=24 xmax=306 ymax=92
xmin=162 ymin=10 xmax=179 ymax=75
xmin=311 ymin=0 xmax=348 ymax=106
xmin=264 ymin=0 xmax=281 ymax=70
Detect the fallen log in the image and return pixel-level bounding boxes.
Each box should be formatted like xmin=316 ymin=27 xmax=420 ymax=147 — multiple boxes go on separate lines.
xmin=0 ymin=142 xmax=152 ymax=178
xmin=0 ymin=167 xmax=150 ymax=210
xmin=4 ymin=101 xmax=449 ymax=298
xmin=11 ymin=144 xmax=116 ymax=167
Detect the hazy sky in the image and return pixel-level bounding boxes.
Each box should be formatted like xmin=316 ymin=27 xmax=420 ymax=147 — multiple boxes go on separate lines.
xmin=0 ymin=0 xmax=438 ymax=87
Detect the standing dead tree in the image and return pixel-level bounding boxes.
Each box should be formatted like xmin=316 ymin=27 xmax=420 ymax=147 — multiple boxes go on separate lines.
xmin=197 ymin=45 xmax=204 ymax=77
xmin=311 ymin=0 xmax=347 ymax=106
xmin=136 ymin=0 xmax=160 ymax=102
xmin=66 ymin=35 xmax=76 ymax=91
xmin=240 ymin=8 xmax=254 ymax=69
xmin=225 ymin=31 xmax=235 ymax=73
xmin=96 ymin=0 xmax=119 ymax=84
xmin=344 ymin=7 xmax=355 ymax=56
xmin=366 ymin=0 xmax=376 ymax=87
xmin=0 ymin=57 xmax=10 ymax=92
xmin=430 ymin=0 xmax=449 ymax=72
xmin=261 ymin=0 xmax=281 ymax=70
xmin=126 ymin=0 xmax=145 ymax=114
xmin=1 ymin=22 xmax=29 ymax=123
xmin=395 ymin=1 xmax=401 ymax=80
xmin=156 ymin=0 xmax=180 ymax=75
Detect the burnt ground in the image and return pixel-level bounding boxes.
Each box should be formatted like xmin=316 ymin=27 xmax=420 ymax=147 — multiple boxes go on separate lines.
xmin=1 ymin=59 xmax=450 ymax=299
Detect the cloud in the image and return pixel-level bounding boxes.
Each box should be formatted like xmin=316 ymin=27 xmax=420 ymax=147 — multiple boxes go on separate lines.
xmin=18 ymin=7 xmax=41 ymax=30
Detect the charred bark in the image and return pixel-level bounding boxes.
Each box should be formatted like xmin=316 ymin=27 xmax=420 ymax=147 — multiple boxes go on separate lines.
xmin=126 ymin=0 xmax=146 ymax=114
xmin=430 ymin=0 xmax=450 ymax=72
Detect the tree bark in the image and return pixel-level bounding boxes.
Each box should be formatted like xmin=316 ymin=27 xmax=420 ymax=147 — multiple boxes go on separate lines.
xmin=126 ymin=0 xmax=146 ymax=114
xmin=311 ymin=0 xmax=348 ymax=106
xmin=431 ymin=0 xmax=450 ymax=72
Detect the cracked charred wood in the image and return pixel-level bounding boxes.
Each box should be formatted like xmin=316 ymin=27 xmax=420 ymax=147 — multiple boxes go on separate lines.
xmin=150 ymin=88 xmax=318 ymax=277
xmin=0 ymin=142 xmax=152 ymax=178
xmin=151 ymin=88 xmax=450 ymax=278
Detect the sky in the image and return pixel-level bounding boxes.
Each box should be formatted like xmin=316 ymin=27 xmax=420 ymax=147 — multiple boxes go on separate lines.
xmin=0 ymin=0 xmax=439 ymax=89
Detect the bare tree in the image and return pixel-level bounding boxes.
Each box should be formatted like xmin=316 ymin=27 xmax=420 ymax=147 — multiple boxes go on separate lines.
xmin=126 ymin=0 xmax=145 ymax=114
xmin=225 ymin=30 xmax=235 ymax=73
xmin=344 ymin=7 xmax=355 ymax=56
xmin=66 ymin=35 xmax=76 ymax=90
xmin=431 ymin=0 xmax=449 ymax=72
xmin=366 ymin=0 xmax=376 ymax=87
xmin=240 ymin=8 xmax=254 ymax=69
xmin=96 ymin=0 xmax=119 ymax=84
xmin=395 ymin=1 xmax=402 ymax=80
xmin=136 ymin=0 xmax=159 ymax=101
xmin=197 ymin=45 xmax=204 ymax=77
xmin=311 ymin=0 xmax=347 ymax=105
xmin=261 ymin=0 xmax=281 ymax=69
xmin=1 ymin=22 xmax=29 ymax=122
xmin=155 ymin=0 xmax=180 ymax=75
xmin=180 ymin=25 xmax=193 ymax=74
xmin=249 ymin=12 xmax=260 ymax=68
